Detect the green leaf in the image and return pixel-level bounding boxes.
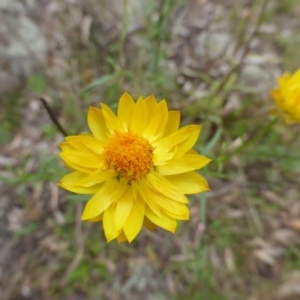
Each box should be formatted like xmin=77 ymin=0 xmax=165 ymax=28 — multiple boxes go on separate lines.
xmin=67 ymin=194 xmax=91 ymax=202
xmin=80 ymin=75 xmax=114 ymax=95
xmin=27 ymin=73 xmax=47 ymax=93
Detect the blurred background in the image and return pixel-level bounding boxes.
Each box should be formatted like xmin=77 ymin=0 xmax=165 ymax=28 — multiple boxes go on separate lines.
xmin=1 ymin=0 xmax=300 ymax=299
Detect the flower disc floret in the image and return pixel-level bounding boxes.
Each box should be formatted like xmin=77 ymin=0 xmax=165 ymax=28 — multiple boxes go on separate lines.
xmin=104 ymin=131 xmax=154 ymax=181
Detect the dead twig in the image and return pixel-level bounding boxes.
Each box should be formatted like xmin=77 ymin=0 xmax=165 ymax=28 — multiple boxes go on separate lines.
xmin=39 ymin=97 xmax=68 ymax=137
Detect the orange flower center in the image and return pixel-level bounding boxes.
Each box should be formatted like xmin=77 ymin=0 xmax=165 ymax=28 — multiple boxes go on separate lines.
xmin=104 ymin=131 xmax=154 ymax=181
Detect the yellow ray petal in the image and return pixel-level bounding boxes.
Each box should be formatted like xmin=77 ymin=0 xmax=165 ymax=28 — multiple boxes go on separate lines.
xmin=153 ymin=150 xmax=174 ymax=166
xmin=143 ymin=100 xmax=168 ymax=141
xmin=59 ymin=154 xmax=94 ymax=174
xmin=164 ymin=110 xmax=180 ymax=137
xmin=157 ymin=153 xmax=211 ymax=175
xmin=143 ymin=94 xmax=156 ymax=113
xmin=60 ymin=151 xmax=104 ymax=170
xmin=173 ymin=126 xmax=201 ymax=159
xmin=153 ymin=125 xmax=200 ymax=165
xmin=165 ymin=172 xmax=210 ymax=194
xmin=143 ymin=217 xmax=156 ymax=232
xmin=61 ymin=141 xmax=80 ymax=152
xmin=130 ymin=181 xmax=138 ymax=200
xmin=131 ymin=96 xmax=149 ymax=134
xmin=148 ymin=190 xmax=189 ymax=219
xmin=61 ymin=159 xmax=76 ymax=172
xmin=59 ymin=143 xmax=76 ymax=170
xmin=145 ymin=207 xmax=177 ymax=233
xmin=60 ymin=139 xmax=73 ymax=147
xmin=88 ymin=214 xmax=103 ymax=222
xmin=100 ymin=103 xmax=122 ymax=132
xmin=154 ymin=124 xmax=200 ymax=153
xmin=103 ymin=204 xmax=121 ymax=242
xmin=75 ymin=169 xmax=117 ymax=187
xmin=146 ymin=172 xmax=188 ymax=203
xmin=117 ymin=231 xmax=128 ymax=244
xmin=118 ymin=92 xmax=135 ymax=129
xmin=66 ymin=135 xmax=104 ymax=155
xmin=87 ymin=107 xmax=109 ymax=141
xmin=57 ymin=171 xmax=102 ymax=194
xmin=115 ymin=185 xmax=134 ymax=231
xmin=81 ymin=178 xmax=121 ymax=220
xmin=137 ymin=179 xmax=162 ymax=217
xmin=124 ymin=198 xmax=145 ymax=243
xmin=187 ymin=149 xmax=198 ymax=154
xmin=161 ymin=205 xmax=189 ymax=220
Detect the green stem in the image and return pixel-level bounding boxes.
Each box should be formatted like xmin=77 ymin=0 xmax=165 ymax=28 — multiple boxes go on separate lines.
xmin=153 ymin=0 xmax=164 ymax=72
xmin=119 ymin=0 xmax=128 ymax=66
xmin=200 ymin=194 xmax=207 ymax=225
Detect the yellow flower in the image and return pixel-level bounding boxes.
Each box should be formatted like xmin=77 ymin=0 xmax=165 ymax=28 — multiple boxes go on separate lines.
xmin=58 ymin=92 xmax=211 ymax=243
xmin=270 ymin=68 xmax=300 ymax=124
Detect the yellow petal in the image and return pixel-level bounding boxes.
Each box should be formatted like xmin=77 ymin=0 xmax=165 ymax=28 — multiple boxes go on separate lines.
xmin=143 ymin=95 xmax=156 ymax=113
xmin=143 ymin=100 xmax=168 ymax=141
xmin=115 ymin=185 xmax=134 ymax=231
xmin=173 ymin=126 xmax=201 ymax=159
xmin=165 ymin=172 xmax=210 ymax=194
xmin=59 ymin=154 xmax=94 ymax=174
xmin=61 ymin=140 xmax=82 ymax=152
xmin=75 ymin=169 xmax=117 ymax=187
xmin=87 ymin=107 xmax=109 ymax=141
xmin=60 ymin=151 xmax=104 ymax=170
xmin=130 ymin=96 xmax=149 ymax=134
xmin=117 ymin=231 xmax=128 ymax=244
xmin=157 ymin=154 xmax=211 ymax=175
xmin=137 ymin=179 xmax=162 ymax=217
xmin=187 ymin=149 xmax=198 ymax=154
xmin=103 ymin=204 xmax=121 ymax=242
xmin=124 ymin=198 xmax=145 ymax=242
xmin=81 ymin=178 xmax=121 ymax=220
xmin=57 ymin=171 xmax=102 ymax=194
xmin=146 ymin=172 xmax=188 ymax=203
xmin=100 ymin=103 xmax=122 ymax=133
xmin=162 ymin=205 xmax=189 ymax=220
xmin=164 ymin=110 xmax=180 ymax=137
xmin=148 ymin=190 xmax=189 ymax=219
xmin=66 ymin=135 xmax=104 ymax=155
xmin=140 ymin=175 xmax=190 ymax=220
xmin=143 ymin=217 xmax=156 ymax=232
xmin=270 ymin=69 xmax=300 ymax=124
xmin=117 ymin=92 xmax=135 ymax=129
xmin=153 ymin=150 xmax=174 ymax=166
xmin=145 ymin=207 xmax=177 ymax=233
xmin=59 ymin=150 xmax=76 ymax=171
xmin=154 ymin=124 xmax=200 ymax=153
xmin=88 ymin=214 xmax=103 ymax=222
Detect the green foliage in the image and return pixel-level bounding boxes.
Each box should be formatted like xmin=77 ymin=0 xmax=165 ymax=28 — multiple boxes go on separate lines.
xmin=0 ymin=153 xmax=66 ymax=185
xmin=15 ymin=222 xmax=39 ymax=237
xmin=27 ymin=73 xmax=47 ymax=93
xmin=0 ymin=124 xmax=12 ymax=144
xmin=80 ymin=74 xmax=115 ymax=96
xmin=0 ymin=90 xmax=23 ymax=139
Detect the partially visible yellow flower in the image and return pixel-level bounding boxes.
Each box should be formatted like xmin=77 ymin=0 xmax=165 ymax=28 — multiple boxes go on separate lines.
xmin=58 ymin=92 xmax=211 ymax=243
xmin=270 ymin=68 xmax=300 ymax=124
